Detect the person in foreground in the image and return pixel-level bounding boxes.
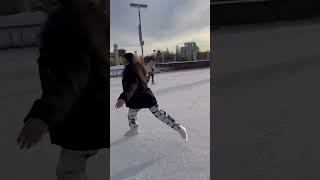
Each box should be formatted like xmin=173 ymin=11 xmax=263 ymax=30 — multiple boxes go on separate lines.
xmin=16 ymin=0 xmax=108 ymax=180
xmin=115 ymin=53 xmax=188 ymax=140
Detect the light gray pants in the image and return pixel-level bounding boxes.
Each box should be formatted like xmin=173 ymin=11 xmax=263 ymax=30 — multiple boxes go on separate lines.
xmin=128 ymin=105 xmax=180 ymax=131
xmin=56 ymin=148 xmax=109 ymax=180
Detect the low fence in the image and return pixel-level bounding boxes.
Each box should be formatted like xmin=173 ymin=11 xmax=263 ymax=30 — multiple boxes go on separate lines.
xmin=0 ymin=24 xmax=42 ymax=48
xmin=109 ymin=65 xmax=159 ymax=77
xmin=157 ymin=60 xmax=210 ymax=70
xmin=110 ymin=65 xmax=124 ymax=77
xmin=110 ymin=60 xmax=211 ymax=77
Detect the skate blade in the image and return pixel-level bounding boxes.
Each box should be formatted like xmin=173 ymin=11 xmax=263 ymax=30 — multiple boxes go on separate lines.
xmin=178 ymin=128 xmax=188 ymax=141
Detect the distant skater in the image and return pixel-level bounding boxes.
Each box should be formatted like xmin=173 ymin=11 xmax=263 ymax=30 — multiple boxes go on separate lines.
xmin=144 ymin=56 xmax=156 ymax=85
xmin=149 ymin=56 xmax=156 ymax=84
xmin=115 ymin=53 xmax=188 ymax=140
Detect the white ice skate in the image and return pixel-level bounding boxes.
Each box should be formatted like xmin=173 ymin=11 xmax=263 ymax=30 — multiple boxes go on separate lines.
xmin=124 ymin=126 xmax=139 ymax=137
xmin=177 ymin=125 xmax=188 ymax=141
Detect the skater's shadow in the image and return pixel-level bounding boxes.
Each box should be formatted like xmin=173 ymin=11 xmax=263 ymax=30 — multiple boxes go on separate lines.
xmin=110 ymin=136 xmax=133 ymax=147
xmin=110 ymin=156 xmax=165 ymax=180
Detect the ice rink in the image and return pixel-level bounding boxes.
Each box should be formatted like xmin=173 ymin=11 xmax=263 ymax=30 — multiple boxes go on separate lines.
xmin=110 ymin=68 xmax=210 ymax=180
xmin=0 ymin=47 xmax=210 ymax=180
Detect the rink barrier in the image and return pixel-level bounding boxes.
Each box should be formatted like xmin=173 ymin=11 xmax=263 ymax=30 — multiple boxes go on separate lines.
xmin=0 ymin=24 xmax=42 ymax=49
xmin=157 ymin=60 xmax=210 ymax=71
xmin=110 ymin=60 xmax=211 ymax=77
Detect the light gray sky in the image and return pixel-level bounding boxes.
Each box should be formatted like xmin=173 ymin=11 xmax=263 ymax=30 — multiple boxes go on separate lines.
xmin=110 ymin=0 xmax=210 ymax=55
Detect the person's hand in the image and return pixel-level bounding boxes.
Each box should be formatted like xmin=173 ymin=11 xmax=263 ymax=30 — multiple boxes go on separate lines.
xmin=115 ymin=99 xmax=125 ymax=109
xmin=17 ymin=118 xmax=48 ymax=150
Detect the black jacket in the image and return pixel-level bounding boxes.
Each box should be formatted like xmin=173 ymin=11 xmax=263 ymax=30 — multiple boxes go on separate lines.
xmin=118 ymin=63 xmax=157 ymax=109
xmin=24 ymin=5 xmax=109 ymax=150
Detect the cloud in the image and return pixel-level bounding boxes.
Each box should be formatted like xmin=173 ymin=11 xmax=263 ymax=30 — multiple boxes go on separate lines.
xmin=145 ymin=25 xmax=210 ymax=53
xmin=110 ymin=0 xmax=210 ymax=55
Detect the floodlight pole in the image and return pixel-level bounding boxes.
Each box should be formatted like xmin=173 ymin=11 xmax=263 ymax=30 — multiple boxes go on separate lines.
xmin=130 ymin=3 xmax=147 ymax=57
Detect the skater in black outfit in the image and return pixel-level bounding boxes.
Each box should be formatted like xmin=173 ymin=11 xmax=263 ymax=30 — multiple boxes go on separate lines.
xmin=17 ymin=1 xmax=108 ymax=179
xmin=115 ymin=53 xmax=188 ymax=139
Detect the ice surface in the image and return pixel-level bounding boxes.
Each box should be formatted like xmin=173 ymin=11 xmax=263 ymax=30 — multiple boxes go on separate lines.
xmin=110 ymin=68 xmax=210 ymax=180
xmin=0 ymin=48 xmax=106 ymax=180
xmin=0 ymin=47 xmax=210 ymax=180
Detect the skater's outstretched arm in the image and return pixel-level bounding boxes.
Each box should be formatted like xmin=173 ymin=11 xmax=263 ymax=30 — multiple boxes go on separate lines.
xmin=18 ymin=1 xmax=106 ymax=150
xmin=25 ymin=11 xmax=95 ymax=128
xmin=118 ymin=77 xmax=139 ymax=102
xmin=18 ymin=49 xmax=91 ymax=149
xmin=24 ymin=51 xmax=90 ymax=128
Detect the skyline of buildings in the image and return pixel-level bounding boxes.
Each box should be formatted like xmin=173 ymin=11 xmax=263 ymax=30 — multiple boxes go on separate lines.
xmin=110 ymin=41 xmax=210 ymax=66
xmin=180 ymin=42 xmax=200 ymax=61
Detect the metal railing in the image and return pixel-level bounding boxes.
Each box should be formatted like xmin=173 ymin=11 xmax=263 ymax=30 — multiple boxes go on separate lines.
xmin=0 ymin=24 xmax=42 ymax=49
